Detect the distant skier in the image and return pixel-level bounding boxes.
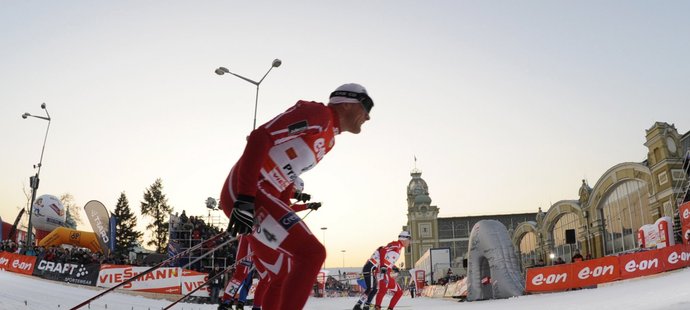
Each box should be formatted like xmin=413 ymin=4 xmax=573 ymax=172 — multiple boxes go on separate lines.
xmin=353 ymin=231 xmax=411 ymax=310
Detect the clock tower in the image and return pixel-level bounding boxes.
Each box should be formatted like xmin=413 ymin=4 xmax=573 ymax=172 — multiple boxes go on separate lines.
xmin=644 ymin=122 xmax=685 ymax=220
xmin=404 ymin=169 xmax=439 ymax=268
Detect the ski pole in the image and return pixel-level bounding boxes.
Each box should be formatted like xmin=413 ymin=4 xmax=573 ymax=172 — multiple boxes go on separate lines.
xmin=70 ymin=231 xmax=234 ymax=310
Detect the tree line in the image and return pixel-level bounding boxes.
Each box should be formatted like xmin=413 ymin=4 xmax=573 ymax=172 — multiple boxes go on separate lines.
xmin=60 ymin=177 xmax=173 ymax=257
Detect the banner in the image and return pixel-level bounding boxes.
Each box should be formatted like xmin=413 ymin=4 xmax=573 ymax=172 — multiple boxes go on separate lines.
xmin=619 ymin=250 xmax=664 ymax=280
xmin=84 ymin=200 xmax=111 ymax=256
xmin=181 ymin=269 xmax=210 ymax=297
xmin=0 ymin=251 xmax=36 ymax=275
xmin=32 ymin=258 xmax=100 ymax=286
xmin=8 ymin=209 xmax=25 ymax=241
xmin=680 ymin=202 xmax=690 ymax=244
xmin=656 ymin=216 xmax=675 ymax=248
xmin=98 ymin=264 xmax=181 ymax=294
xmin=526 ymin=244 xmax=690 ymax=293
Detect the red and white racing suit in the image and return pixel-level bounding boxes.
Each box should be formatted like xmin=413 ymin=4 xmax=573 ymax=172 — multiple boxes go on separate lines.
xmin=219 ymin=100 xmax=339 ymax=310
xmin=374 ymin=241 xmax=404 ymax=309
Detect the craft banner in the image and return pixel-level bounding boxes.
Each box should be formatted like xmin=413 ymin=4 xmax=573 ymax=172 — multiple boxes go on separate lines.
xmin=32 ymin=258 xmax=100 ymax=286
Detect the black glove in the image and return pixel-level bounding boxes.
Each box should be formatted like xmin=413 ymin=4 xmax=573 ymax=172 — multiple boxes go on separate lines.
xmin=306 ymin=202 xmax=322 ymax=211
xmin=392 ymin=266 xmax=400 ymax=273
xmin=380 ymin=266 xmax=388 ymax=275
xmin=228 ymin=196 xmax=255 ymax=236
xmin=294 ymin=192 xmax=311 ymax=203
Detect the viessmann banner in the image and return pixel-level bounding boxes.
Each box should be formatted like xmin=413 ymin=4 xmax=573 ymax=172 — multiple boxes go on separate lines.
xmin=98 ymin=264 xmax=182 ymax=294
xmin=526 ymin=244 xmax=690 ymax=292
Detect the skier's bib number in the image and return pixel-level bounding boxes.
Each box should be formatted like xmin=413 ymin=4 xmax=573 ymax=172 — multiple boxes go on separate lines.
xmin=253 ymin=214 xmax=288 ymax=249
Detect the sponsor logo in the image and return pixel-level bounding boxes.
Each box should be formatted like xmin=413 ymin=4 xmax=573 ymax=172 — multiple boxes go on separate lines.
xmin=49 ymin=203 xmax=64 ymax=216
xmin=70 ymin=232 xmax=81 ymax=240
xmin=577 ymin=265 xmax=614 ymax=280
xmin=530 ymin=272 xmax=568 ymax=286
xmin=38 ymin=260 xmax=80 ymax=275
xmin=285 ymin=147 xmax=297 ymax=160
xmin=624 ymin=258 xmax=659 ymax=272
xmin=281 ymin=163 xmax=297 ymax=181
xmin=279 ymin=212 xmax=300 ymax=230
xmin=12 ymin=259 xmax=33 ymax=271
xmin=683 ymin=209 xmax=690 ymax=220
xmin=91 ymin=209 xmax=110 ymax=243
xmin=313 ymin=138 xmax=326 ymax=160
xmin=0 ymin=257 xmax=9 ymax=266
xmin=288 ymin=120 xmax=308 ymax=134
xmin=667 ymin=250 xmax=690 ymax=265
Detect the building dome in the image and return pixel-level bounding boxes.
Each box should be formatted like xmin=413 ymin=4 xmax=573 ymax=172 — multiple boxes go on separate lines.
xmin=407 ymin=171 xmax=429 ymax=197
xmin=414 ymin=194 xmax=432 ymax=205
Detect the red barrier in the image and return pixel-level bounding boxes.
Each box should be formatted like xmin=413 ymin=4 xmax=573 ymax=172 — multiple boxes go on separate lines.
xmin=526 ymin=244 xmax=690 ymax=293
xmin=0 ymin=251 xmax=37 ymax=275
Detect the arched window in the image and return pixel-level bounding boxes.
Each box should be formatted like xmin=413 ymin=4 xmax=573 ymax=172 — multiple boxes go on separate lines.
xmin=551 ymin=213 xmax=580 ymax=263
xmin=599 ymin=180 xmax=651 ymax=255
xmin=518 ymin=232 xmax=538 ymax=269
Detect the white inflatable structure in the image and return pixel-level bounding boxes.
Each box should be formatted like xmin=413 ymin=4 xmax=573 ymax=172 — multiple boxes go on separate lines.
xmin=466 ymin=219 xmax=524 ymax=301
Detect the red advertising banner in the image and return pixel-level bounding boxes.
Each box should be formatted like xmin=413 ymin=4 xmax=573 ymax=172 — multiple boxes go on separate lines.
xmin=618 ymin=250 xmax=664 ymax=279
xmin=0 ymin=251 xmax=37 ymax=275
xmin=680 ymin=202 xmax=690 ymax=244
xmin=661 ymin=244 xmax=690 ymax=272
xmin=570 ymin=256 xmax=620 ymax=287
xmin=181 ymin=269 xmax=210 ymax=297
xmin=525 ymin=263 xmax=572 ymax=292
xmin=98 ymin=264 xmax=181 ymax=294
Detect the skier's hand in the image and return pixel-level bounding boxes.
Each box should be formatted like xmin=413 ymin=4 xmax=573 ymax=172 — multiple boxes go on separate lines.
xmin=228 ymin=196 xmax=255 ymax=236
xmin=380 ymin=266 xmax=388 ymax=275
xmin=294 ymin=192 xmax=311 ymax=203
xmin=306 ymin=202 xmax=322 ymax=211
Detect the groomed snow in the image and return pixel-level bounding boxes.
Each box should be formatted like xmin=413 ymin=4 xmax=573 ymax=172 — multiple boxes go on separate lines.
xmin=2 ymin=268 xmax=690 ymax=310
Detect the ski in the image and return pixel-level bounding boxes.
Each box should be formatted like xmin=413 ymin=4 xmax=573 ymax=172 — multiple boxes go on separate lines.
xmin=70 ymin=231 xmax=234 ymax=310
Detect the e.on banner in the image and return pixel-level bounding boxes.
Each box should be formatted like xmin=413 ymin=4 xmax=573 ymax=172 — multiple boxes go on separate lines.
xmin=661 ymin=244 xmax=690 ymax=271
xmin=181 ymin=269 xmax=210 ymax=297
xmin=98 ymin=264 xmax=181 ymax=294
xmin=0 ymin=251 xmax=36 ymax=275
xmin=619 ymin=250 xmax=664 ymax=279
xmin=526 ymin=256 xmax=620 ymax=292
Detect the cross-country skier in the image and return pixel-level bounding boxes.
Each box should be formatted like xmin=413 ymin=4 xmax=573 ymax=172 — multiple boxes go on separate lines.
xmin=219 ymin=178 xmax=322 ymax=310
xmin=353 ymin=231 xmax=411 ymax=310
xmin=218 ymin=83 xmax=369 ymax=310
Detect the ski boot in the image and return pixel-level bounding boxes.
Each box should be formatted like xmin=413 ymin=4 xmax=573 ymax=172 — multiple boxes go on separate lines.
xmin=353 ymin=304 xmax=363 ymax=310
xmin=373 ymin=306 xmax=382 ymax=310
xmin=218 ymin=301 xmax=232 ymax=310
xmin=235 ymin=301 xmax=245 ymax=310
xmin=362 ymin=305 xmax=370 ymax=310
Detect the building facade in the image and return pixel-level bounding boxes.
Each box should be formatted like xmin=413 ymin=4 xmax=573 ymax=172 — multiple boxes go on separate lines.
xmin=404 ymin=122 xmax=690 ymax=274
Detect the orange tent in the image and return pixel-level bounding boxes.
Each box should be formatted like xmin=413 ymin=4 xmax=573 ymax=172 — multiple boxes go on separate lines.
xmin=38 ymin=227 xmax=102 ymax=253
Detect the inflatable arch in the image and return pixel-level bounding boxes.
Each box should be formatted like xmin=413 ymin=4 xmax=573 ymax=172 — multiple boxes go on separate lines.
xmin=466 ymin=220 xmax=524 ymax=301
xmin=38 ymin=227 xmax=102 ymax=253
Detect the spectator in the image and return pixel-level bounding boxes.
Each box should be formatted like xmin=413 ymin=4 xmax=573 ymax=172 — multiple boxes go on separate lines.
xmin=572 ymin=250 xmax=584 ymax=263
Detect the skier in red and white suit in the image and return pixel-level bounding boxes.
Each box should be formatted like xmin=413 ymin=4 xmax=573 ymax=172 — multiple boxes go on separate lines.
xmin=353 ymin=231 xmax=411 ymax=310
xmin=219 ymin=178 xmax=320 ymax=310
xmin=219 ymin=83 xmax=373 ymax=310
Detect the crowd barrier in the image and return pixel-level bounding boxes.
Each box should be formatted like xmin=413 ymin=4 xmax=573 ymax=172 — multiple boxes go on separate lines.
xmin=0 ymin=252 xmax=211 ymax=297
xmin=526 ymin=243 xmax=690 ymax=292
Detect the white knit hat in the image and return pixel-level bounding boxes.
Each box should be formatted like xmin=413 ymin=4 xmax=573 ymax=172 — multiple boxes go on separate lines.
xmin=329 ymin=83 xmax=374 ymax=114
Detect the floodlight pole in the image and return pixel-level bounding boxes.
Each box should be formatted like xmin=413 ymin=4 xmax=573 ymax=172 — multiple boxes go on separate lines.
xmin=215 ymin=59 xmax=282 ymax=130
xmin=21 ymin=103 xmax=52 ymax=252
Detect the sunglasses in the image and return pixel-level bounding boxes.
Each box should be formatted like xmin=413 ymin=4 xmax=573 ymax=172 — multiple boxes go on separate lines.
xmin=330 ymin=90 xmax=374 ymax=115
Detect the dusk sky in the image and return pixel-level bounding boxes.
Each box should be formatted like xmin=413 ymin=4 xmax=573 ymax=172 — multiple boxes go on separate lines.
xmin=2 ymin=1 xmax=689 ymax=268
